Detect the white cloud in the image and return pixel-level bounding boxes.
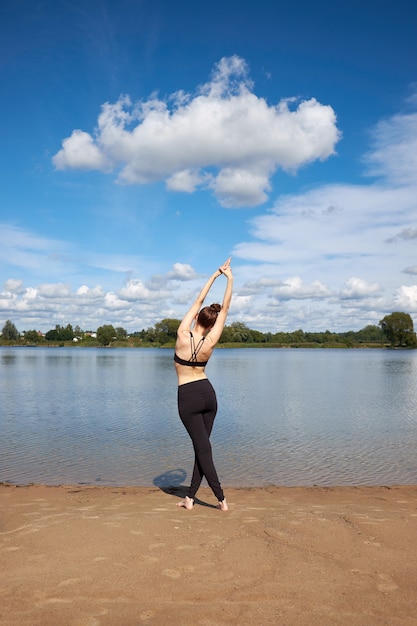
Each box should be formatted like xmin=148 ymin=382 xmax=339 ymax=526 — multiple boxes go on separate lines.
xmin=4 ymin=279 xmax=23 ymax=293
xmin=166 ymin=263 xmax=199 ymax=281
xmin=76 ymin=285 xmax=104 ymax=298
xmin=119 ymin=279 xmax=153 ymax=301
xmin=0 ymin=225 xmax=68 ymax=273
xmin=53 ymin=129 xmax=110 ymax=170
xmin=0 ymin=292 xmax=17 ymax=308
xmin=52 ymin=56 xmax=341 ymax=207
xmin=23 ymin=287 xmax=37 ymax=301
xmin=270 ymin=276 xmax=331 ymax=300
xmin=0 ymin=264 xmax=201 ymax=332
xmin=237 ymin=183 xmax=416 ymax=258
xmin=210 ymin=168 xmax=271 ymax=208
xmin=386 ymin=227 xmax=417 ymax=243
xmin=363 ymin=112 xmax=417 ymax=185
xmin=166 ymin=169 xmax=204 ymax=192
xmin=340 ymin=277 xmax=381 ymax=299
xmin=103 ymin=292 xmax=130 ymax=311
xmin=394 ymin=285 xmax=417 ymax=311
xmin=38 ymin=283 xmax=72 ymax=298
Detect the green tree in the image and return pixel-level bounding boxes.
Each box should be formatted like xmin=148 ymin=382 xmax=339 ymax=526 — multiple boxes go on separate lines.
xmin=45 ymin=324 xmax=74 ymax=341
xmin=218 ymin=324 xmax=233 ymax=343
xmin=1 ymin=320 xmax=19 ymax=341
xmin=379 ymin=312 xmax=417 ymax=348
xmin=250 ymin=329 xmax=267 ymax=343
xmin=115 ymin=327 xmax=128 ymax=340
xmin=45 ymin=326 xmax=59 ymax=341
xmin=154 ymin=318 xmax=180 ymax=343
xmin=291 ymin=329 xmax=306 ymax=344
xmin=353 ymin=325 xmax=384 ymax=343
xmin=136 ymin=327 xmax=157 ymax=343
xmin=97 ymin=324 xmax=116 ymax=346
xmin=23 ymin=329 xmax=42 ymax=344
xmin=229 ymin=321 xmax=251 ymax=343
xmin=61 ymin=324 xmax=74 ymax=340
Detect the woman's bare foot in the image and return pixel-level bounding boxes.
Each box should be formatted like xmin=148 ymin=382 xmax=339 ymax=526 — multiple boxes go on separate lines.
xmin=218 ymin=499 xmax=228 ymax=511
xmin=176 ymin=496 xmax=194 ymax=510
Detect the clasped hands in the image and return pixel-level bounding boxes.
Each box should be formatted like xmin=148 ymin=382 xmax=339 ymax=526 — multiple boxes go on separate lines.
xmin=218 ymin=257 xmax=232 ymax=277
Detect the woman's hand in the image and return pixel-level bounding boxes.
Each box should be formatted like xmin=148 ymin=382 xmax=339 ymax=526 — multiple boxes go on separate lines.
xmin=219 ymin=257 xmax=231 ymax=274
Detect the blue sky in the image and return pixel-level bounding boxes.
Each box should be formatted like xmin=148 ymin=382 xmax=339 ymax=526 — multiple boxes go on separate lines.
xmin=1 ymin=0 xmax=417 ymax=334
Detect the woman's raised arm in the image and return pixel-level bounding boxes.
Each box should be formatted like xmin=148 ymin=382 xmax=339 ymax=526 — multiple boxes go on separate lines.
xmin=177 ymin=258 xmax=231 ymax=333
xmin=206 ymin=263 xmax=234 ymax=345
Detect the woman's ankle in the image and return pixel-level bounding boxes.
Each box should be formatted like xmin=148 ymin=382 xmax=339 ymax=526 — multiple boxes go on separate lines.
xmin=218 ymin=498 xmax=228 ymax=511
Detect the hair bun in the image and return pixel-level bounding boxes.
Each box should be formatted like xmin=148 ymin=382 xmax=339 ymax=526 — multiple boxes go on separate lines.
xmin=210 ymin=303 xmax=221 ymax=313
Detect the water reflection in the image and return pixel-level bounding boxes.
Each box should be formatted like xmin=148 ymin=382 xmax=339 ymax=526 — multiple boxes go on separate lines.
xmin=1 ymin=352 xmax=17 ymax=364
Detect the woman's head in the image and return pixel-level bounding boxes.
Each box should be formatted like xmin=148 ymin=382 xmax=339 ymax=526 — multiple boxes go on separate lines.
xmin=197 ymin=303 xmax=221 ymax=330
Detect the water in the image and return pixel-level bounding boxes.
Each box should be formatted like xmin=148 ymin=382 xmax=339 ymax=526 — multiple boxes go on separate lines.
xmin=1 ymin=347 xmax=417 ymax=487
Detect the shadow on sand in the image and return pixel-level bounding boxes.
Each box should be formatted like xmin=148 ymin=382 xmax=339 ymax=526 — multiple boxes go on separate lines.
xmin=153 ymin=469 xmax=218 ymax=509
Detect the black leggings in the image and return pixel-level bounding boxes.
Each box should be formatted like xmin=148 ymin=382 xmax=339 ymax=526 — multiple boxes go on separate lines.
xmin=177 ymin=379 xmax=224 ymax=502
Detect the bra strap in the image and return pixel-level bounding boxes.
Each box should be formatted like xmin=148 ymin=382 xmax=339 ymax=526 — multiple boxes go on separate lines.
xmin=190 ymin=332 xmax=205 ymax=362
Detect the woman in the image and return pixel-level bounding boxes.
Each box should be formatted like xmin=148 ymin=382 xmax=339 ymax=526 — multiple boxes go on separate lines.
xmin=174 ymin=258 xmax=233 ymax=511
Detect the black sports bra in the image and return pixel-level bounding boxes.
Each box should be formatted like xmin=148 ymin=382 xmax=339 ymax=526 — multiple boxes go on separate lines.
xmin=174 ymin=353 xmax=208 ymax=367
xmin=174 ymin=332 xmax=208 ymax=367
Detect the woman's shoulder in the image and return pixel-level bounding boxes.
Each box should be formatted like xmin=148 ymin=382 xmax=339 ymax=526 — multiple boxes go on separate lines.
xmin=175 ymin=329 xmax=191 ymax=349
xmin=177 ymin=328 xmax=192 ymax=339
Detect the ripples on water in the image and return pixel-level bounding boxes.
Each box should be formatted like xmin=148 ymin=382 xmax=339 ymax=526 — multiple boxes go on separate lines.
xmin=1 ymin=347 xmax=417 ymax=487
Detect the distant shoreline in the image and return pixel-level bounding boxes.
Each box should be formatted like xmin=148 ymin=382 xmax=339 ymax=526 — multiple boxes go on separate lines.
xmin=1 ymin=342 xmax=403 ymax=349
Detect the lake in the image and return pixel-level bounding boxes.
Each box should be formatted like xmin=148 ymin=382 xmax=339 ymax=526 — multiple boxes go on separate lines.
xmin=1 ymin=347 xmax=416 ymax=488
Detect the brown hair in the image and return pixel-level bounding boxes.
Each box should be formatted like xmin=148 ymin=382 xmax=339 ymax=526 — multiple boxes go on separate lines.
xmin=197 ymin=303 xmax=221 ymax=330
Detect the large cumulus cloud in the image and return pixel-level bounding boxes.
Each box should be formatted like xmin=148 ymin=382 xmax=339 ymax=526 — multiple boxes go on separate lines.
xmin=53 ymin=56 xmax=341 ymax=207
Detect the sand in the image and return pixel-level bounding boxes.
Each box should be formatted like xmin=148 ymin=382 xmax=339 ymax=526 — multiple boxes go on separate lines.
xmin=1 ymin=483 xmax=416 ymax=626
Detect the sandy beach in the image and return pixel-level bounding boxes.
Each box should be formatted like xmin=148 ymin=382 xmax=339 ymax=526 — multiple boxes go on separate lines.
xmin=1 ymin=483 xmax=416 ymax=626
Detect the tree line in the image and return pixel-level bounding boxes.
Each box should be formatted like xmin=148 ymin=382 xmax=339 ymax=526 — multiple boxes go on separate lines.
xmin=1 ymin=312 xmax=416 ymax=348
